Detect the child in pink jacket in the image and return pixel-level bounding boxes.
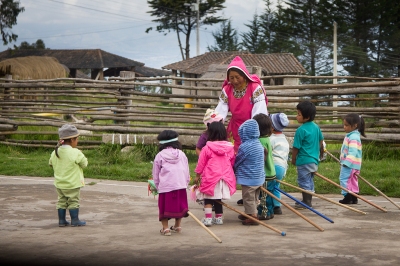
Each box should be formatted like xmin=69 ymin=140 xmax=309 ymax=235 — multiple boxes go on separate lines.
xmin=195 ymin=121 xmax=236 ymax=227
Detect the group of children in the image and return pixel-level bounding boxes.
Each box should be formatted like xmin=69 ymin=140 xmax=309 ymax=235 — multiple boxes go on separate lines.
xmin=49 ymin=101 xmax=366 ymax=236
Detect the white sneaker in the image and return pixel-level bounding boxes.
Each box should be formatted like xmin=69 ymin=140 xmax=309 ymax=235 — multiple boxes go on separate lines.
xmin=201 ymin=217 xmax=212 ymax=227
xmin=212 ymin=217 xmax=223 ymax=225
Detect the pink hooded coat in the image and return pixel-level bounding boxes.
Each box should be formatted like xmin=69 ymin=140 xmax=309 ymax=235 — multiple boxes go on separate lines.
xmin=195 ymin=141 xmax=236 ymax=196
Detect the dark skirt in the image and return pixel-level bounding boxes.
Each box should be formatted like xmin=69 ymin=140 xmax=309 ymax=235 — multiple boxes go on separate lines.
xmin=158 ymin=189 xmax=189 ymax=221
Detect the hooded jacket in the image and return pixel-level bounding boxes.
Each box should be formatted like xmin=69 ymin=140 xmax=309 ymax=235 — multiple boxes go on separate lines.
xmin=195 ymin=141 xmax=236 ymax=196
xmin=234 ymin=119 xmax=265 ymax=186
xmin=152 ymin=147 xmax=190 ymax=193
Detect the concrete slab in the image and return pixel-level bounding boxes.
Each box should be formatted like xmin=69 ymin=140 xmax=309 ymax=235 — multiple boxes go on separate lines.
xmin=1 ymin=175 xmax=399 ymax=266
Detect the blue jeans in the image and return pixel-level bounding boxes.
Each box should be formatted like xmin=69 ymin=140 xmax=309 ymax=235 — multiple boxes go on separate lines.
xmin=297 ymin=163 xmax=318 ymax=192
xmin=266 ymin=165 xmax=286 ymax=208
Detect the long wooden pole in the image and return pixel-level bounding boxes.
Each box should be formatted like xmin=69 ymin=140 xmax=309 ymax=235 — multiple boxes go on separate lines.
xmin=187 ymin=211 xmax=222 ymax=243
xmin=215 ymin=201 xmax=287 ymax=236
xmin=314 ymin=172 xmax=387 ymax=213
xmin=325 ymin=149 xmax=400 ymax=210
xmin=276 ymin=180 xmax=366 ymax=215
xmin=259 ymin=187 xmax=325 ymax=232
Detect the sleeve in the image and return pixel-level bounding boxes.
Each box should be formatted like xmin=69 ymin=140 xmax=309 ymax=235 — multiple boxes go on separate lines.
xmin=234 ymin=148 xmax=245 ymax=171
xmin=183 ymin=153 xmax=190 ymax=186
xmin=251 ymin=85 xmax=268 ymax=117
xmin=293 ymin=127 xmax=303 ymax=149
xmin=49 ymin=151 xmax=54 ymax=166
xmin=76 ymin=150 xmax=88 ymax=168
xmin=195 ymin=147 xmax=208 ymax=175
xmin=152 ymin=154 xmax=161 ymax=189
xmin=215 ymin=88 xmax=229 ymax=121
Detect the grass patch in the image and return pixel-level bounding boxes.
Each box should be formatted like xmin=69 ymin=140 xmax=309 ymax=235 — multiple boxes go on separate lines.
xmin=0 ymin=144 xmax=399 ymax=197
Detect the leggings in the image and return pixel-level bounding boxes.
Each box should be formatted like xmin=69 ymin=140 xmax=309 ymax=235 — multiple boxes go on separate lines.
xmin=204 ymin=199 xmax=223 ymax=214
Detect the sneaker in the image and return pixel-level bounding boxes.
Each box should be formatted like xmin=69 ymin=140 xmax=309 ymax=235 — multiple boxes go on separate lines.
xmin=212 ymin=217 xmax=223 ymax=225
xmin=201 ymin=217 xmax=212 ymax=227
xmin=273 ymin=207 xmax=282 ymax=215
xmin=242 ymin=215 xmax=259 ymax=226
xmin=237 ymin=199 xmax=243 ymax=206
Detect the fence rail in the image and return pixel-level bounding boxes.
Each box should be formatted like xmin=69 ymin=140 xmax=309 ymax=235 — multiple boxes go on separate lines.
xmin=1 ymin=75 xmax=400 ymax=148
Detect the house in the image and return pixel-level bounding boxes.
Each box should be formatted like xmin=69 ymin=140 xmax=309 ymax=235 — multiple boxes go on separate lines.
xmin=162 ymin=51 xmax=306 ymax=105
xmin=0 ymin=49 xmax=171 ymax=79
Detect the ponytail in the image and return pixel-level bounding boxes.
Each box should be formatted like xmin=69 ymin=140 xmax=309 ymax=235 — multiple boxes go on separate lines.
xmin=55 ymin=139 xmax=64 ymax=158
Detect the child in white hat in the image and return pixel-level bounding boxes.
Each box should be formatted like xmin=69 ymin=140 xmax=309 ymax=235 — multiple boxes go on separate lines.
xmin=195 ymin=108 xmax=224 ymax=156
xmin=268 ymin=113 xmax=290 ymax=215
xmin=49 ymin=124 xmax=88 ymax=227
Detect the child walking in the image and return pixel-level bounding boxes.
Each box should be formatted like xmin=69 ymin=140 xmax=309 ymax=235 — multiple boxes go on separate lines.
xmin=269 ymin=112 xmax=290 ymax=215
xmin=253 ymin=113 xmax=276 ymax=220
xmin=338 ymin=114 xmax=366 ymax=204
xmin=292 ymin=101 xmax=324 ymax=209
xmin=152 ymin=130 xmax=190 ymax=236
xmin=49 ymin=124 xmax=88 ymax=227
xmin=194 ymin=121 xmax=236 ymax=226
xmin=234 ymin=119 xmax=265 ymax=225
xmin=196 ymin=108 xmax=224 ymax=156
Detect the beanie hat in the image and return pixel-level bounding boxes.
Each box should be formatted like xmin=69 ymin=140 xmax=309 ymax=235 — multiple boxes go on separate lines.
xmin=270 ymin=113 xmax=289 ymax=132
xmin=203 ymin=108 xmax=223 ymax=126
xmin=58 ymin=124 xmax=80 ymax=139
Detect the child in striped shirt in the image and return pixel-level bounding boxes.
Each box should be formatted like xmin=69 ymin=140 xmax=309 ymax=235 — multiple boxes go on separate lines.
xmin=338 ymin=113 xmax=366 ymax=204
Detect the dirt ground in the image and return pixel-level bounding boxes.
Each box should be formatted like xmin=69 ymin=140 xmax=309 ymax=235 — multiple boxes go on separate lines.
xmin=1 ymin=175 xmax=400 ymax=266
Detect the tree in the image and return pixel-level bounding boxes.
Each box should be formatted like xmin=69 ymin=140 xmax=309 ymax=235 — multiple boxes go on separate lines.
xmin=146 ymin=0 xmax=225 ymax=60
xmin=18 ymin=39 xmax=46 ymax=49
xmin=207 ymin=19 xmax=241 ymax=52
xmin=0 ymin=0 xmax=25 ymax=45
xmin=240 ymin=13 xmax=268 ymax=54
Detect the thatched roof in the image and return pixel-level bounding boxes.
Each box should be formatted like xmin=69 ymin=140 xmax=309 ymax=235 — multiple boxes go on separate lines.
xmin=162 ymin=51 xmax=306 ymax=75
xmin=0 ymin=56 xmax=67 ymax=80
xmin=0 ymin=49 xmax=144 ymax=69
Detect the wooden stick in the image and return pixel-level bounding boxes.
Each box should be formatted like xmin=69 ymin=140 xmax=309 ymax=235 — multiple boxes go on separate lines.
xmin=276 ymin=180 xmax=367 ymax=215
xmin=187 ymin=211 xmax=222 ymax=243
xmin=314 ymin=172 xmax=387 ymax=213
xmin=215 ymin=201 xmax=287 ymax=236
xmin=258 ymin=187 xmax=325 ymax=232
xmin=325 ymin=149 xmax=400 ymax=210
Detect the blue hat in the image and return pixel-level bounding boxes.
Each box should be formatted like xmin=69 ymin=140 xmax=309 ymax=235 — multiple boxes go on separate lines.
xmin=270 ymin=113 xmax=289 ymax=132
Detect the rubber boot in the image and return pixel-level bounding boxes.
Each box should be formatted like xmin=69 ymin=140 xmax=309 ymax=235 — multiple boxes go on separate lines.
xmin=58 ymin=209 xmax=70 ymax=227
xmin=294 ymin=192 xmax=312 ymax=209
xmin=339 ymin=193 xmax=353 ymax=204
xmin=69 ymin=209 xmax=86 ymax=226
xmin=303 ymin=192 xmax=312 ymax=207
xmin=352 ymin=193 xmax=358 ymax=204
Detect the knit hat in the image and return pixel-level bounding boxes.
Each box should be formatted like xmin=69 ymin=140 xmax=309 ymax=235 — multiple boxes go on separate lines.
xmin=203 ymin=108 xmax=223 ymax=126
xmin=270 ymin=113 xmax=289 ymax=132
xmin=58 ymin=124 xmax=80 ymax=139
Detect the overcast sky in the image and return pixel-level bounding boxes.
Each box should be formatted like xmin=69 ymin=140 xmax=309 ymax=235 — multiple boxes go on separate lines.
xmin=1 ymin=0 xmax=273 ymax=69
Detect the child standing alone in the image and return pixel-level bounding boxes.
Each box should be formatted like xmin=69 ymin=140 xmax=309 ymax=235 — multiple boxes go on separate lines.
xmin=292 ymin=101 xmax=324 ymax=209
xmin=152 ymin=130 xmax=190 ymax=236
xmin=49 ymin=124 xmax=88 ymax=227
xmin=194 ymin=122 xmax=236 ymax=227
xmin=338 ymin=114 xmax=366 ymax=204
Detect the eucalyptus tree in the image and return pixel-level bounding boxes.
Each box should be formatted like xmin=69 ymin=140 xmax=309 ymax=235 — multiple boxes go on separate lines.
xmin=0 ymin=0 xmax=25 ymax=45
xmin=207 ymin=19 xmax=242 ymax=52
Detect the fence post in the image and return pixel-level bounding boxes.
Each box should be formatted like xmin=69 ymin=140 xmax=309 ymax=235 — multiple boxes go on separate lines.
xmin=119 ymin=71 xmax=135 ymax=124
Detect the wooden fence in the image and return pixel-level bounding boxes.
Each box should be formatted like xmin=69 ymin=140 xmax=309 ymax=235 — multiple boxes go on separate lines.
xmin=0 ymin=75 xmax=399 ymax=149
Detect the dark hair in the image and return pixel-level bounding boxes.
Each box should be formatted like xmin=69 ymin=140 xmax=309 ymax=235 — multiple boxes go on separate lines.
xmin=253 ymin=113 xmax=272 ymax=137
xmin=55 ymin=137 xmax=76 ymax=158
xmin=344 ymin=113 xmax=366 ymax=137
xmin=157 ymin=130 xmax=182 ymax=151
xmin=227 ymin=68 xmax=249 ymax=81
xmin=296 ymin=101 xmax=316 ymax=121
xmin=207 ymin=121 xmax=227 ymax=141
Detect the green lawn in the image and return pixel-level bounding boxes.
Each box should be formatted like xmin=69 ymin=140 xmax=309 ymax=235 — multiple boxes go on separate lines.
xmin=1 ymin=143 xmax=399 ymax=197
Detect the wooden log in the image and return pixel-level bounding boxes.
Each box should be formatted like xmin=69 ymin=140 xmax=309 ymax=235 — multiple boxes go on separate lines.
xmin=0 ymin=124 xmax=18 ymax=131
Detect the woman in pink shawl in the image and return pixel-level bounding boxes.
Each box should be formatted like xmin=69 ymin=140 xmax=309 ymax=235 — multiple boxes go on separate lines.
xmin=215 ymin=56 xmax=269 ymax=153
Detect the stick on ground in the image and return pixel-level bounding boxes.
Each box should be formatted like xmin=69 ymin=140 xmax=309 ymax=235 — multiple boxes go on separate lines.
xmin=325 ymin=149 xmax=400 ymax=210
xmin=215 ymin=200 xmax=287 ymax=236
xmin=187 ymin=211 xmax=222 ymax=243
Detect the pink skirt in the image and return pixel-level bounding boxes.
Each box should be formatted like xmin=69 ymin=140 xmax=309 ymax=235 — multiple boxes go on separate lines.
xmin=158 ymin=189 xmax=189 ymax=221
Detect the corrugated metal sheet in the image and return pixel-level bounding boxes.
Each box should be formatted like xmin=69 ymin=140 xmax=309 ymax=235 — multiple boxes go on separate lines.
xmin=162 ymin=52 xmax=306 ymax=75
xmin=0 ymin=49 xmax=144 ymax=69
